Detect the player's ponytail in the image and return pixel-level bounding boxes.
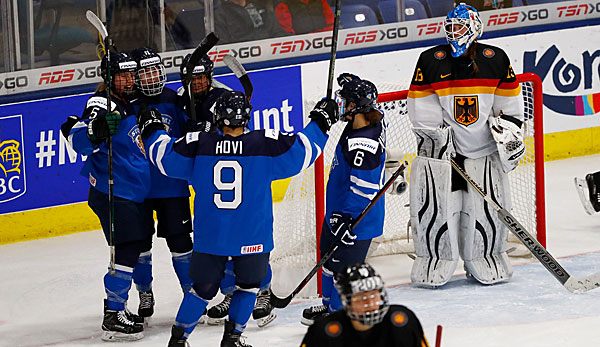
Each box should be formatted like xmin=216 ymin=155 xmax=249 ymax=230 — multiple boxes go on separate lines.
xmin=364 ymin=109 xmax=383 ymax=125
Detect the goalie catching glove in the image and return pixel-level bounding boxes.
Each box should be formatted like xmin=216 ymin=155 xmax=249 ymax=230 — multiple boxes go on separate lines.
xmin=329 ymin=212 xmax=357 ymax=247
xmin=489 ymin=113 xmax=525 ymax=173
xmin=137 ymin=105 xmax=166 ymax=139
xmin=309 ymin=98 xmax=339 ymax=133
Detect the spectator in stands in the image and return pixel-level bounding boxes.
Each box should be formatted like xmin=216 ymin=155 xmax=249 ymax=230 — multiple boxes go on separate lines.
xmin=459 ymin=0 xmax=512 ymax=11
xmin=215 ymin=0 xmax=289 ymax=44
xmin=274 ymin=0 xmax=334 ymax=35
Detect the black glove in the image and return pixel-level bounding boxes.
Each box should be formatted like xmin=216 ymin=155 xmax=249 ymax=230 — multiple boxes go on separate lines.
xmin=184 ymin=119 xmax=212 ymax=133
xmin=329 ymin=212 xmax=356 ymax=247
xmin=61 ymin=115 xmax=80 ymax=138
xmin=337 ymin=73 xmax=360 ymax=87
xmin=309 ymin=98 xmax=339 ymax=133
xmin=87 ymin=111 xmax=122 ymax=143
xmin=137 ymin=105 xmax=165 ymax=139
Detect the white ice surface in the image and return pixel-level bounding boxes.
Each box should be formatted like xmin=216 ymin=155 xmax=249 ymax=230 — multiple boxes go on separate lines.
xmin=1 ymin=155 xmax=600 ymax=347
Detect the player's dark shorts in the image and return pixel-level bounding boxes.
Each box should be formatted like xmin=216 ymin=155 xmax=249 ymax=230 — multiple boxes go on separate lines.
xmin=319 ymin=221 xmax=372 ymax=273
xmin=144 ymin=197 xmax=192 ymax=238
xmin=88 ymin=186 xmax=151 ymax=245
xmin=189 ymin=252 xmax=270 ymax=297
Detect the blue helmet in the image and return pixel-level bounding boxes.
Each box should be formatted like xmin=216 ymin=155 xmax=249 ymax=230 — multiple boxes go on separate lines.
xmin=214 ymin=90 xmax=252 ymax=129
xmin=444 ymin=3 xmax=483 ymax=58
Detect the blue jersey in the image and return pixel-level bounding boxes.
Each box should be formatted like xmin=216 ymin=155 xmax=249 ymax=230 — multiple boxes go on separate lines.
xmin=69 ymin=92 xmax=151 ymax=203
xmin=326 ymin=119 xmax=386 ymax=240
xmin=144 ymin=121 xmax=327 ymax=256
xmin=177 ymin=86 xmax=228 ymax=124
xmin=132 ymin=88 xmax=190 ymax=199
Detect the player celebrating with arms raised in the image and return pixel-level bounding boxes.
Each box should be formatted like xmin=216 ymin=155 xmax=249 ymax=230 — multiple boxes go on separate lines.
xmin=137 ymin=90 xmax=338 ymax=346
xmin=407 ymin=3 xmax=525 ymax=287
xmin=302 ymin=74 xmax=387 ymax=326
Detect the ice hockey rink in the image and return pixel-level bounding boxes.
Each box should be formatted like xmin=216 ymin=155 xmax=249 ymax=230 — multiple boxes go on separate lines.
xmin=1 ymin=154 xmax=599 ymax=347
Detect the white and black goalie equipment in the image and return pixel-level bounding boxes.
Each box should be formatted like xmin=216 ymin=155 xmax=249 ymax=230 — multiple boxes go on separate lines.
xmin=130 ymin=47 xmax=166 ymax=97
xmin=334 ymin=263 xmax=389 ymax=326
xmin=214 ymin=90 xmax=252 ymax=129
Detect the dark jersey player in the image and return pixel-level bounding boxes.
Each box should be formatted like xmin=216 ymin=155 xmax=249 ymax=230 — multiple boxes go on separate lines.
xmin=301 ymin=262 xmax=429 ymax=347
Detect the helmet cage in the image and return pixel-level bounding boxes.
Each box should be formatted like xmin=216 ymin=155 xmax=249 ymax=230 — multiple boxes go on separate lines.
xmin=444 ymin=4 xmax=483 ymax=58
xmin=136 ymin=63 xmax=166 ymax=96
xmin=340 ymin=287 xmax=390 ymax=326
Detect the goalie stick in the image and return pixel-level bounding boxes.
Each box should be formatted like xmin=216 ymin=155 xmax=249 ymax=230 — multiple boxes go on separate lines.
xmin=86 ymin=10 xmax=116 ymax=275
xmin=222 ymin=55 xmax=253 ymax=100
xmin=270 ymin=162 xmax=408 ymax=308
xmin=183 ymin=33 xmax=219 ymax=121
xmin=450 ymin=159 xmax=600 ymax=293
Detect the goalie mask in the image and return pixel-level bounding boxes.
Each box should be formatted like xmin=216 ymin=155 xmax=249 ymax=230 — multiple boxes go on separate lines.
xmin=335 ymin=78 xmax=378 ymax=121
xmin=130 ymin=47 xmax=166 ymax=97
xmin=100 ymin=51 xmax=137 ymax=100
xmin=444 ymin=3 xmax=483 ymax=58
xmin=180 ymin=54 xmax=214 ymax=100
xmin=214 ymin=90 xmax=252 ymax=130
xmin=334 ymin=263 xmax=389 ymax=326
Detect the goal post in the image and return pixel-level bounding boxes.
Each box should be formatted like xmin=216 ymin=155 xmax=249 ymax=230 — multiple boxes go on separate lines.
xmin=270 ymin=72 xmax=545 ymax=298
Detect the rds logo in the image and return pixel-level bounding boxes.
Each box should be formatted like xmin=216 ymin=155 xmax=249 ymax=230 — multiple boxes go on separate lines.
xmin=0 ymin=115 xmax=26 ymax=202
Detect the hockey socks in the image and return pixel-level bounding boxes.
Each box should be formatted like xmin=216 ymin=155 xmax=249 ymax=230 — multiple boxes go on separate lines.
xmin=320 ymin=268 xmax=333 ymax=310
xmin=259 ymin=264 xmax=272 ymax=292
xmin=132 ymin=251 xmax=153 ymax=292
xmin=228 ymin=288 xmax=258 ymax=333
xmin=175 ymin=289 xmax=209 ymax=337
xmin=172 ymin=251 xmax=193 ymax=293
xmin=104 ymin=266 xmax=134 ymax=311
xmin=220 ymin=261 xmax=236 ymax=295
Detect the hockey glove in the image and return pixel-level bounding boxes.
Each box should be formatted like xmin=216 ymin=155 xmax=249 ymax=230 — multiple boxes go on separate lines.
xmin=137 ymin=105 xmax=166 ymax=139
xmin=184 ymin=119 xmax=212 ymax=133
xmin=61 ymin=115 xmax=80 ymax=139
xmin=329 ymin=212 xmax=357 ymax=247
xmin=87 ymin=112 xmax=122 ymax=144
xmin=337 ymin=73 xmax=360 ymax=87
xmin=489 ymin=113 xmax=525 ymax=173
xmin=309 ymin=98 xmax=339 ymax=133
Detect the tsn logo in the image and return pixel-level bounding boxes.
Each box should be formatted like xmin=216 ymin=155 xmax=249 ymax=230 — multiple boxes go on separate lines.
xmin=416 ymin=22 xmax=444 ymax=36
xmin=38 ymin=69 xmax=75 ymax=85
xmin=557 ymin=3 xmax=600 ymax=17
xmin=344 ymin=30 xmax=378 ymax=45
xmin=208 ymin=50 xmax=231 ymax=63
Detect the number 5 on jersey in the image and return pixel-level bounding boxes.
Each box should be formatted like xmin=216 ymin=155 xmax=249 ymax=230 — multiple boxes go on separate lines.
xmin=213 ymin=160 xmax=242 ymax=209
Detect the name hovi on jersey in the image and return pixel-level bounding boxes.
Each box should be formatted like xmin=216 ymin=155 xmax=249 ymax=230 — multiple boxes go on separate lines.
xmin=408 ymin=43 xmax=524 ymax=159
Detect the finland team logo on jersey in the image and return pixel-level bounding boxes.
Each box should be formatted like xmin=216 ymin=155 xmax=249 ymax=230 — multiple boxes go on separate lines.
xmin=128 ymin=126 xmax=146 ymax=156
xmin=0 ymin=115 xmax=26 ymax=203
xmin=454 ymin=96 xmax=479 ymax=126
xmin=161 ymin=114 xmax=174 ymax=134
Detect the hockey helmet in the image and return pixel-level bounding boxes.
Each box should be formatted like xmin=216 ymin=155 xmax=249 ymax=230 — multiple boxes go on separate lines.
xmin=100 ymin=51 xmax=137 ymax=99
xmin=130 ymin=47 xmax=166 ymax=97
xmin=335 ymin=77 xmax=378 ymax=120
xmin=214 ymin=90 xmax=252 ymax=129
xmin=444 ymin=3 xmax=483 ymax=58
xmin=180 ymin=53 xmax=214 ymax=99
xmin=335 ymin=263 xmax=389 ymax=326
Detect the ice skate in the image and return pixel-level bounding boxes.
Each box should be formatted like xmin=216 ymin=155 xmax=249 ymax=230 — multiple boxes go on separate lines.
xmin=207 ymin=293 xmax=232 ymax=325
xmin=101 ymin=309 xmax=144 ymax=341
xmin=574 ymin=175 xmax=600 ymax=215
xmin=138 ymin=290 xmax=155 ymax=318
xmin=301 ymin=304 xmax=328 ymax=326
xmin=252 ymin=288 xmax=276 ymax=328
xmin=167 ymin=325 xmax=190 ymax=347
xmin=220 ymin=320 xmax=252 ymax=347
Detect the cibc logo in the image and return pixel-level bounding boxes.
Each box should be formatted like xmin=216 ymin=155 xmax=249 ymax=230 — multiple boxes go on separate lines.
xmin=0 ymin=114 xmax=26 ymax=202
xmin=38 ymin=69 xmax=75 ymax=85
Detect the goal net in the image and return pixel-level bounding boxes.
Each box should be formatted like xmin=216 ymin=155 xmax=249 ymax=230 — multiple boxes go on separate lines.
xmin=270 ymin=73 xmax=545 ymax=298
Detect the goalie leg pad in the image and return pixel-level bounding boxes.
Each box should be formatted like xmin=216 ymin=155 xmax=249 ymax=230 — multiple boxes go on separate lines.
xmin=460 ymin=154 xmax=513 ymax=284
xmin=412 ymin=126 xmax=455 ymax=160
xmin=409 ymin=156 xmax=461 ymax=287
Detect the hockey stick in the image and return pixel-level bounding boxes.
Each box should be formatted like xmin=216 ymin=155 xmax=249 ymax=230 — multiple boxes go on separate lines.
xmin=223 ymin=55 xmax=253 ymax=100
xmin=86 ymin=10 xmax=116 ymax=275
xmin=270 ymin=162 xmax=408 ymax=308
xmin=325 ymin=0 xmax=342 ymax=99
xmin=184 ymin=33 xmax=219 ymax=121
xmin=450 ymin=159 xmax=600 ymax=293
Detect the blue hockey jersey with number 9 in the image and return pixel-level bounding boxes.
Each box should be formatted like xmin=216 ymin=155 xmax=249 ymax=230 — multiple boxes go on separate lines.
xmin=326 ymin=119 xmax=386 ymax=240
xmin=144 ymin=121 xmax=327 ymax=256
